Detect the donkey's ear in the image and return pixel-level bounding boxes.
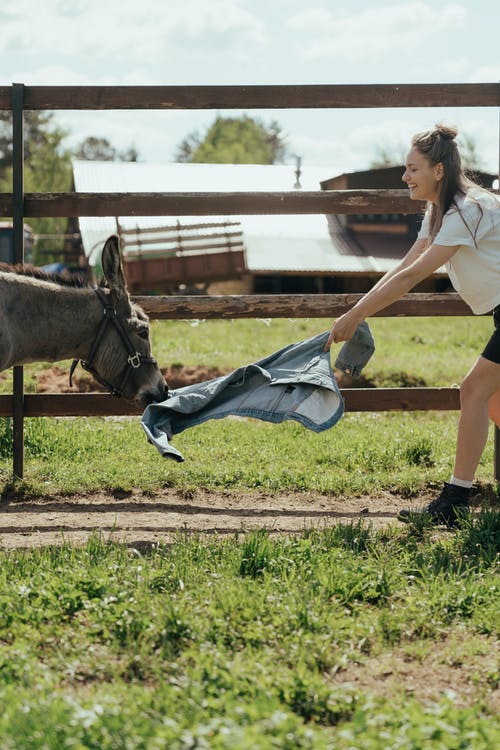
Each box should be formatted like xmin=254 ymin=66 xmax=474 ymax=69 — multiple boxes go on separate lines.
xmin=101 ymin=235 xmax=126 ymax=292
xmin=101 ymin=235 xmax=131 ymax=312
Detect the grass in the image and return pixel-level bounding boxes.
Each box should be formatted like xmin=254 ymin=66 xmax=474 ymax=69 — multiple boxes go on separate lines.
xmin=0 ymin=315 xmax=497 ymax=497
xmin=0 ymin=411 xmax=495 ymax=498
xmin=0 ymin=520 xmax=499 ymax=748
xmin=146 ymin=315 xmax=491 ymax=386
xmin=0 ymin=314 xmax=499 ymax=746
xmin=0 ymin=314 xmax=485 ymax=391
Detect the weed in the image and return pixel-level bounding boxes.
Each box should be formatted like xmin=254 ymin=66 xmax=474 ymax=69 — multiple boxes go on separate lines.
xmin=278 ymin=668 xmax=358 ymax=725
xmin=458 ymin=510 xmax=500 ymax=567
xmin=403 ymin=436 xmax=435 ymax=467
xmin=238 ymin=530 xmax=275 ymax=578
xmin=321 ymin=519 xmax=372 ymax=553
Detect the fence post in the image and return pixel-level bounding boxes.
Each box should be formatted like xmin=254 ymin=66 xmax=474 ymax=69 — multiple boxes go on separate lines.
xmin=495 ymin=427 xmax=500 ymax=483
xmin=12 ymin=82 xmax=25 ymax=480
xmin=497 ymin=103 xmax=500 ymax=484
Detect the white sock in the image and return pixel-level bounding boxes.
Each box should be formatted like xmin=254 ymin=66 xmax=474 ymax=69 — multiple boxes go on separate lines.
xmin=449 ymin=476 xmax=473 ymax=489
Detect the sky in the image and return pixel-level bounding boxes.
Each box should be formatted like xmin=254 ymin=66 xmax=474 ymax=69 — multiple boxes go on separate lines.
xmin=1 ymin=0 xmax=499 ymax=177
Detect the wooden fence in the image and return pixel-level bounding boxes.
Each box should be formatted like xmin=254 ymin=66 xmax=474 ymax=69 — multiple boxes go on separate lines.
xmin=0 ymin=83 xmax=499 ymax=480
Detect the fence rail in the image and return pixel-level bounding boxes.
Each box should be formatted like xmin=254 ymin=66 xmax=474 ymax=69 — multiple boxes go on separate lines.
xmin=0 ymin=189 xmax=424 ymax=217
xmin=0 ymin=387 xmax=461 ymax=419
xmin=1 ymin=83 xmax=499 ymax=110
xmin=5 ymin=81 xmax=500 ymax=479
xmin=133 ymin=292 xmax=472 ymax=319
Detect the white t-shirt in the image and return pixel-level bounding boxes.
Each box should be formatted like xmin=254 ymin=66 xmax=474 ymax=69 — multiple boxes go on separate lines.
xmin=417 ymin=188 xmax=500 ymax=314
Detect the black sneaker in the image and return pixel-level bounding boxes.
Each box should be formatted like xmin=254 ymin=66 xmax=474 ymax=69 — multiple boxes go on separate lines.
xmin=398 ymin=482 xmax=470 ymax=527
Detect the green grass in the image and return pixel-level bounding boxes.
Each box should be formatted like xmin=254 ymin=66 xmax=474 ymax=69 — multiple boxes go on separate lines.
xmin=147 ymin=315 xmax=491 ymax=385
xmin=0 ymin=315 xmax=498 ymax=497
xmin=0 ymin=315 xmax=490 ymax=392
xmin=0 ymin=411 xmax=495 ymax=497
xmin=0 ymin=522 xmax=499 ymax=748
xmin=1 ymin=315 xmax=499 ymax=746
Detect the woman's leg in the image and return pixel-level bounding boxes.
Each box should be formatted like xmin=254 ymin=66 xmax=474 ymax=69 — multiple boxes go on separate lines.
xmin=453 ymin=356 xmax=500 ymax=481
xmin=399 ymin=355 xmax=500 ymax=525
xmin=488 ymin=389 xmax=500 ymax=428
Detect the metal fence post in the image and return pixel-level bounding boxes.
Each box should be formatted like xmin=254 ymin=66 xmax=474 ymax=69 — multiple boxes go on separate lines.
xmin=496 ymin=96 xmax=500 ymax=485
xmin=495 ymin=427 xmax=500 ymax=482
xmin=12 ymin=83 xmax=25 ymax=480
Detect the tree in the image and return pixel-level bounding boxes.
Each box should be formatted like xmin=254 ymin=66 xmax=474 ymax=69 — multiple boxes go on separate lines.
xmin=369 ymin=142 xmax=407 ymax=169
xmin=0 ymin=112 xmax=140 ymax=264
xmin=175 ymin=115 xmax=288 ymax=164
xmin=0 ymin=110 xmax=72 ymax=193
xmin=0 ymin=110 xmax=63 ymax=170
xmin=458 ymin=133 xmax=484 ymax=171
xmin=369 ymin=133 xmax=484 ymax=171
xmin=0 ymin=111 xmax=73 ymax=263
xmin=74 ymin=136 xmax=140 ymax=162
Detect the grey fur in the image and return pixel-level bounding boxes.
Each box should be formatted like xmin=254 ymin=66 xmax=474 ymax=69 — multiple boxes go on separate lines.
xmin=0 ymin=236 xmax=168 ymax=407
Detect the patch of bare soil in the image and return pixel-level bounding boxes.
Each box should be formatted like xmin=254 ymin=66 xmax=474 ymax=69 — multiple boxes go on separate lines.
xmin=0 ymin=488 xmax=410 ymax=550
xmin=30 ymin=365 xmax=373 ymax=395
xmin=33 ymin=366 xmax=104 ymax=394
xmin=31 ymin=364 xmax=229 ymax=394
xmin=331 ymin=635 xmax=500 ymax=712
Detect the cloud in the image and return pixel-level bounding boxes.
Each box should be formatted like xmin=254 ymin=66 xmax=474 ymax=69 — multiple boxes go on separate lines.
xmin=415 ymin=57 xmax=469 ymax=79
xmin=290 ymin=112 xmax=499 ymax=175
xmin=286 ymin=2 xmax=466 ymax=62
xmin=287 ymin=117 xmax=414 ymax=172
xmin=466 ymin=65 xmax=500 ymax=82
xmin=415 ymin=59 xmax=499 ymax=82
xmin=1 ymin=0 xmax=494 ymax=173
xmin=1 ymin=0 xmax=268 ymax=64
xmin=453 ymin=116 xmax=499 ymax=172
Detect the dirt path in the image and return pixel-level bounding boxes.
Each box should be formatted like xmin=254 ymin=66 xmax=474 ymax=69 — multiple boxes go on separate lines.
xmin=0 ymin=365 xmax=428 ymax=549
xmin=0 ymin=489 xmax=409 ymax=549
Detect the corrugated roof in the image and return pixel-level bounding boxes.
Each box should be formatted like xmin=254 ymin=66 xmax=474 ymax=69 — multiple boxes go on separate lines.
xmin=72 ymin=160 xmax=397 ymax=273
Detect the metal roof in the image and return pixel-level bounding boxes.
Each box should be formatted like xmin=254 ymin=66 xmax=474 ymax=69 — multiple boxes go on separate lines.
xmin=72 ymin=160 xmax=398 ymax=274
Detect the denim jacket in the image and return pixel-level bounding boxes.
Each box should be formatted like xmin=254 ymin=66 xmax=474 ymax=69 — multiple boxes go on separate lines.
xmin=142 ymin=330 xmax=344 ymax=462
xmin=334 ymin=321 xmax=375 ymax=377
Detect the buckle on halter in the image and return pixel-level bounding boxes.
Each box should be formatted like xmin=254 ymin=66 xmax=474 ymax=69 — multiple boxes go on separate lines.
xmin=128 ymin=352 xmax=142 ymax=369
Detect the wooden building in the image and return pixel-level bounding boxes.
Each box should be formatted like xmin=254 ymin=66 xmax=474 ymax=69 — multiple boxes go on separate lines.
xmin=315 ymin=165 xmax=498 ymax=293
xmin=71 ymin=160 xmax=497 ymax=295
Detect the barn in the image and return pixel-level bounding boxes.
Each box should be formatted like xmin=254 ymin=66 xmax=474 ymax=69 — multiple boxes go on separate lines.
xmin=70 ymin=159 xmax=496 ymax=294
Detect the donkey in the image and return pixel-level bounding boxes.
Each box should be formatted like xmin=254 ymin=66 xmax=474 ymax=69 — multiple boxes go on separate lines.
xmin=0 ymin=235 xmax=169 ymax=407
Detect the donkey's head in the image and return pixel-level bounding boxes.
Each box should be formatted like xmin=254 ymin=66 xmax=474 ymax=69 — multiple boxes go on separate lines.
xmin=85 ymin=236 xmax=169 ymax=407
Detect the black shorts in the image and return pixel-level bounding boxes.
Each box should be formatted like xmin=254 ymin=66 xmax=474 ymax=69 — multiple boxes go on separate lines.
xmin=481 ymin=306 xmax=500 ymax=365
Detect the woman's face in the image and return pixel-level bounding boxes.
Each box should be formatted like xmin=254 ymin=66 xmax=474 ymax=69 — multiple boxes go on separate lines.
xmin=402 ymin=147 xmax=443 ymax=203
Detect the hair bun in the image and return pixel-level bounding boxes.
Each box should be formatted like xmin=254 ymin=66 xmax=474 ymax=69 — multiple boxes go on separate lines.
xmin=435 ymin=124 xmax=458 ymax=141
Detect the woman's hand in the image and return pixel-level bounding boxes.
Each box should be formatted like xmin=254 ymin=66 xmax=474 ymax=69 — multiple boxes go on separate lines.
xmin=324 ymin=310 xmax=364 ymax=351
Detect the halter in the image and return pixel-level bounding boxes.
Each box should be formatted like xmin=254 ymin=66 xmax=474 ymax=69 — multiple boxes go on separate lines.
xmin=69 ymin=286 xmax=158 ymax=397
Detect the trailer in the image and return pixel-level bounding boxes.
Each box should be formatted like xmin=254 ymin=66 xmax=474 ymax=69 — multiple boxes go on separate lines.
xmin=118 ymin=219 xmax=247 ymax=294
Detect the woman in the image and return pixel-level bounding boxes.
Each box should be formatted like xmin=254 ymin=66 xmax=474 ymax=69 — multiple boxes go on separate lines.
xmin=325 ymin=124 xmax=500 ymax=525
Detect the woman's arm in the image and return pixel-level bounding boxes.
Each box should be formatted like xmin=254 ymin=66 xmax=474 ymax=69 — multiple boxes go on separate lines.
xmin=366 ymin=236 xmax=429 ymax=295
xmin=325 ymin=240 xmax=459 ymax=349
